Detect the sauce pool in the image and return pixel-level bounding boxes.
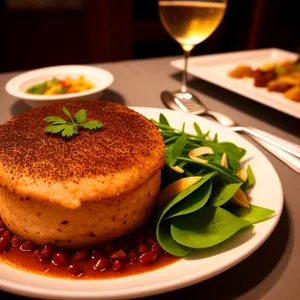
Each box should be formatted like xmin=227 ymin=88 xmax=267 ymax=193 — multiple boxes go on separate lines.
xmin=0 ymin=219 xmax=179 ymax=279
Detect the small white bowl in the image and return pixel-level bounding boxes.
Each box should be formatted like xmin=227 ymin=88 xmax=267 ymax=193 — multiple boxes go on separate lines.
xmin=5 ymin=65 xmax=114 ymax=107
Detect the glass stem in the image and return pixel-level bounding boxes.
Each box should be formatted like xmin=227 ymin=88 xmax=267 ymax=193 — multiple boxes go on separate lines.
xmin=181 ymin=50 xmax=191 ymax=94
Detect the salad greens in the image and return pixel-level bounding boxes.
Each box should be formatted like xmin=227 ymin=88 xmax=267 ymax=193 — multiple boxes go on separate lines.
xmin=170 ymin=207 xmax=251 ymax=249
xmin=152 ymin=114 xmax=275 ymax=257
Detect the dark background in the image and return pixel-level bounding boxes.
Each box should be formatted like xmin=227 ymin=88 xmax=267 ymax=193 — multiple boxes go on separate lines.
xmin=0 ymin=0 xmax=299 ymax=73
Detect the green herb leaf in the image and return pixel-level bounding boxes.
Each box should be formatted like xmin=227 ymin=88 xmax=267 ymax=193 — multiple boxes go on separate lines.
xmin=62 ymin=106 xmax=73 ymax=120
xmin=44 ymin=107 xmax=103 ymax=137
xmin=227 ymin=204 xmax=275 ymax=224
xmin=62 ymin=106 xmax=76 ymax=123
xmin=170 ymin=206 xmax=251 ymax=248
xmin=78 ymin=120 xmax=103 ymax=130
xmin=45 ymin=124 xmax=70 ymax=134
xmin=75 ymin=109 xmax=87 ymax=123
xmin=61 ymin=124 xmax=76 ymax=137
xmin=44 ymin=116 xmax=67 ymax=124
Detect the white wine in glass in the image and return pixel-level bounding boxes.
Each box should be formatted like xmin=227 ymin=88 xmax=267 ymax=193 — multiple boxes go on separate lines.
xmin=159 ymin=0 xmax=227 ymax=93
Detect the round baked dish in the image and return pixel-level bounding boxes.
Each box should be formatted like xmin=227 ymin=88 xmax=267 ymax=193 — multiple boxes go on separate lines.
xmin=0 ymin=100 xmax=165 ymax=247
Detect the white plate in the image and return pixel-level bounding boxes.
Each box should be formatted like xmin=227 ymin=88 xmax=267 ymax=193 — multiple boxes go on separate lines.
xmin=171 ymin=48 xmax=300 ymax=119
xmin=5 ymin=65 xmax=114 ymax=108
xmin=0 ymin=108 xmax=283 ymax=299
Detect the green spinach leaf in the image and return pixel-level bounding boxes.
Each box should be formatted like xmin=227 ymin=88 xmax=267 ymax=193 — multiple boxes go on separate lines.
xmin=193 ymin=122 xmax=203 ymax=136
xmin=155 ymin=172 xmax=216 ymax=254
xmin=179 ymin=157 xmax=242 ymax=183
xmin=159 ymin=113 xmax=170 ymax=127
xmin=227 ymin=204 xmax=275 ymax=224
xmin=156 ymin=220 xmax=191 ymax=257
xmin=166 ymin=134 xmax=187 ymax=167
xmin=241 ymin=165 xmax=256 ymax=192
xmin=170 ymin=206 xmax=251 ymax=248
xmin=247 ymin=165 xmax=256 ymax=187
xmin=210 ymin=182 xmax=242 ymax=206
xmin=165 ymin=180 xmax=212 ymax=219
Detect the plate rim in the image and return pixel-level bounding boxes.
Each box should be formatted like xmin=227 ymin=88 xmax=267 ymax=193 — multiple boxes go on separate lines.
xmin=0 ymin=107 xmax=284 ymax=300
xmin=170 ymin=48 xmax=300 ymax=119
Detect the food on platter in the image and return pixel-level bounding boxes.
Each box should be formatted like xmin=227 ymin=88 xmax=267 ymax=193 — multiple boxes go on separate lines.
xmin=228 ymin=59 xmax=300 ymax=102
xmin=0 ymin=105 xmax=275 ymax=278
xmin=26 ymin=75 xmax=95 ymax=95
xmin=227 ymin=65 xmax=254 ymax=79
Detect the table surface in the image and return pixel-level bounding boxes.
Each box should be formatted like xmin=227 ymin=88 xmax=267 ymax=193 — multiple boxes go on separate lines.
xmin=0 ymin=56 xmax=299 ymax=300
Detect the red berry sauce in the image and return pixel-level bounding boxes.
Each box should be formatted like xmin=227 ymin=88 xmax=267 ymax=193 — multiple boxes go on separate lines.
xmin=0 ymin=218 xmax=178 ymax=279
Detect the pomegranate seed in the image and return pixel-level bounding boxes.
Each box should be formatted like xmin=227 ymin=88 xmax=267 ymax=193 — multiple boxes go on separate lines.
xmin=109 ymin=249 xmax=127 ymax=260
xmin=2 ymin=230 xmax=13 ymax=239
xmin=146 ymin=237 xmax=157 ymax=247
xmin=72 ymin=249 xmax=89 ymax=261
xmin=0 ymin=236 xmax=10 ymax=253
xmin=93 ymin=256 xmax=110 ymax=271
xmin=0 ymin=219 xmax=5 ymax=228
xmin=137 ymin=243 xmax=149 ymax=254
xmin=0 ymin=227 xmax=7 ymax=236
xmin=112 ymin=260 xmax=124 ymax=272
xmin=139 ymin=251 xmax=158 ymax=264
xmin=103 ymin=242 xmax=115 ymax=254
xmin=136 ymin=235 xmax=145 ymax=244
xmin=20 ymin=241 xmax=36 ymax=252
xmin=10 ymin=236 xmax=21 ymax=247
xmin=151 ymin=244 xmax=163 ymax=254
xmin=91 ymin=250 xmax=106 ymax=260
xmin=128 ymin=250 xmax=138 ymax=261
xmin=40 ymin=243 xmax=56 ymax=260
xmin=52 ymin=252 xmax=68 ymax=266
xmin=68 ymin=264 xmax=84 ymax=277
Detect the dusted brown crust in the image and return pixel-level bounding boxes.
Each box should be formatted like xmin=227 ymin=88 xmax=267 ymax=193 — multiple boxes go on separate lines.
xmin=0 ymin=100 xmax=165 ymax=209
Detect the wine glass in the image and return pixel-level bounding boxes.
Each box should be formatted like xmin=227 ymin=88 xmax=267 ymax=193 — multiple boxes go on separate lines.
xmin=159 ymin=0 xmax=227 ymax=102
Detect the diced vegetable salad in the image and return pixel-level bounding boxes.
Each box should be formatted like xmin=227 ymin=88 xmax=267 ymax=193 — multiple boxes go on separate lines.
xmin=26 ymin=75 xmax=95 ymax=95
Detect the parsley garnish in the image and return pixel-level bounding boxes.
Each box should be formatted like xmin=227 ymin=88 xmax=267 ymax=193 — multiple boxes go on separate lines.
xmin=44 ymin=106 xmax=103 ymax=137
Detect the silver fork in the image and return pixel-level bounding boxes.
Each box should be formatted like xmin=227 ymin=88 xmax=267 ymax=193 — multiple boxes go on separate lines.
xmin=161 ymin=91 xmax=300 ymax=173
